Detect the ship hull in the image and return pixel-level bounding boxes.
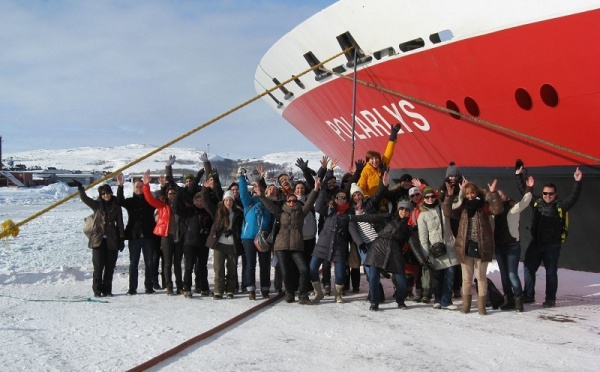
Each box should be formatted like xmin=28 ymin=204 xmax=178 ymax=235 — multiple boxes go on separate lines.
xmin=255 ymin=0 xmax=600 ymax=271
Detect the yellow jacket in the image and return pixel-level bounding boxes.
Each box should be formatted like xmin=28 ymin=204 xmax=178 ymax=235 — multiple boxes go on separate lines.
xmin=358 ymin=140 xmax=396 ymax=196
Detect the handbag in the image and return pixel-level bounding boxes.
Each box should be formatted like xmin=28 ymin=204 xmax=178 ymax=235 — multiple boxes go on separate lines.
xmin=347 ymin=243 xmax=361 ymax=269
xmin=466 ymin=240 xmax=481 ymax=258
xmin=254 ymin=231 xmax=271 ymax=253
xmin=431 ymin=242 xmax=447 ymax=258
xmin=431 ymin=206 xmax=448 ymax=259
xmin=266 ymin=217 xmax=279 ymax=246
xmin=83 ymin=214 xmax=94 ymax=239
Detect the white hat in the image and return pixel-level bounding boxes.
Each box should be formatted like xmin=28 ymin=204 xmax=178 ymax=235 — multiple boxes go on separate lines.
xmin=223 ymin=190 xmax=235 ymax=201
xmin=350 ymin=183 xmax=363 ymax=196
xmin=408 ymin=187 xmax=421 ymax=197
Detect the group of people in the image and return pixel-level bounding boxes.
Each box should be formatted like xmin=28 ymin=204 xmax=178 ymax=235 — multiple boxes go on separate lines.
xmin=74 ymin=127 xmax=583 ymax=313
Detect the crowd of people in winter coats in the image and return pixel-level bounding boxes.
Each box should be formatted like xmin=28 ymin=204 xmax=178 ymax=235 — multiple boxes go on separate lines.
xmin=74 ymin=125 xmax=583 ymax=313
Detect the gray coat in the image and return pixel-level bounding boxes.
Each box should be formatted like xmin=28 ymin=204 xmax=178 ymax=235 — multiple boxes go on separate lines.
xmin=417 ymin=203 xmax=459 ymax=270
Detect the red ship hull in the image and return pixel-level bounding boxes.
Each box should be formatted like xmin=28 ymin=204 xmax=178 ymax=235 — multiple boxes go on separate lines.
xmin=282 ymin=9 xmax=600 ymax=172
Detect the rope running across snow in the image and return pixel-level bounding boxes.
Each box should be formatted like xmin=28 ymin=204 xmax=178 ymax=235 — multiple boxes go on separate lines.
xmin=0 ymin=47 xmax=355 ymax=241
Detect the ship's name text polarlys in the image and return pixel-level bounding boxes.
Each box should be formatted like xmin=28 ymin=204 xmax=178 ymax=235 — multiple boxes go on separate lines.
xmin=324 ymin=99 xmax=430 ymax=142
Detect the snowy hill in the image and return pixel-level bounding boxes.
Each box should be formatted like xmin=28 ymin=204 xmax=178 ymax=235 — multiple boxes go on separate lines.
xmin=3 ymin=144 xmax=325 ymax=175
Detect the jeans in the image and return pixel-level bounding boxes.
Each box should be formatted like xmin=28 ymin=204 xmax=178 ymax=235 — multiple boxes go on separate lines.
xmin=194 ymin=245 xmax=210 ymax=292
xmin=276 ymin=250 xmax=309 ymax=295
xmin=309 ymin=256 xmax=345 ymax=285
xmin=523 ymin=241 xmax=561 ymax=303
xmin=358 ymin=243 xmax=371 ymax=280
xmin=431 ymin=265 xmax=456 ymax=306
xmin=369 ymin=266 xmax=406 ymax=305
xmin=496 ymin=242 xmax=523 ymax=299
xmin=243 ymin=239 xmax=271 ymax=292
xmin=92 ymin=239 xmax=119 ymax=295
xmin=128 ymin=237 xmax=155 ymax=292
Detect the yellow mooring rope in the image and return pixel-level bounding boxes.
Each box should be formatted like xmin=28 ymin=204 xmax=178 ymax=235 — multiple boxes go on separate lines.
xmin=0 ymin=47 xmax=355 ymax=242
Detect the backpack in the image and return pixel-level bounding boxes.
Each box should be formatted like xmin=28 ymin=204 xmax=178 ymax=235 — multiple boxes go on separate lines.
xmin=474 ymin=278 xmax=504 ymax=309
xmin=534 ymin=199 xmax=568 ymax=242
xmin=83 ymin=214 xmax=95 ymax=239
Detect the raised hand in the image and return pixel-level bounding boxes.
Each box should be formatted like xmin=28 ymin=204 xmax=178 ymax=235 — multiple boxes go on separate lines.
xmin=445 ymin=181 xmax=454 ymax=195
xmin=354 ymin=159 xmax=365 ymax=174
xmin=314 ymin=177 xmax=322 ymax=191
xmin=117 ymin=173 xmax=124 ymax=186
xmin=574 ymin=167 xmax=582 ymax=181
xmin=526 ymin=176 xmax=534 ymax=187
xmin=382 ymin=169 xmax=390 ymax=186
xmin=320 ymin=156 xmax=329 ymax=169
xmin=389 ymin=123 xmax=402 ymax=142
xmin=143 ymin=170 xmax=151 ymax=185
xmin=199 ymin=152 xmax=209 ymax=163
xmin=295 ymin=158 xmax=308 ymax=170
xmin=329 ymin=157 xmax=340 ymax=170
xmin=459 ymin=178 xmax=468 ymax=190
xmin=166 ymin=155 xmax=176 ymax=167
xmin=488 ymin=179 xmax=498 ymax=193
xmin=412 ymin=178 xmax=422 ymax=188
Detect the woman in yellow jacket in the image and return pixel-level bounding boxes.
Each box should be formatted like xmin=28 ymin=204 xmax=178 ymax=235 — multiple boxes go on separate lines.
xmin=358 ymin=123 xmax=401 ymax=197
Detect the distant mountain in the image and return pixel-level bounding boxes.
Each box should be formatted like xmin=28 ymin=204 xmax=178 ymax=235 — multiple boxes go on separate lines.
xmin=3 ymin=144 xmax=325 ymax=176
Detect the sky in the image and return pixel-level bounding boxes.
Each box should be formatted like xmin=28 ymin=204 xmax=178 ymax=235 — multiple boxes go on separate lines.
xmin=0 ymin=183 xmax=599 ymax=371
xmin=0 ymin=0 xmax=338 ymax=157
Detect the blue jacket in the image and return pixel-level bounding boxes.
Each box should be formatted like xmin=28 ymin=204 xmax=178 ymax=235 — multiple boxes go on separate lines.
xmin=239 ymin=175 xmax=273 ymax=240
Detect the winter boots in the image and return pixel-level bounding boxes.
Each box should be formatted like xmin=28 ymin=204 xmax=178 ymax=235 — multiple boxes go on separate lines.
xmin=515 ymin=296 xmax=524 ymax=312
xmin=501 ymin=296 xmax=516 ymax=311
xmin=298 ymin=293 xmax=313 ymax=305
xmin=248 ymin=291 xmax=256 ymax=301
xmin=311 ymin=281 xmax=324 ymax=303
xmin=477 ymin=296 xmax=487 ymax=315
xmin=335 ymin=284 xmax=345 ymax=303
xmin=461 ymin=294 xmax=472 ymax=314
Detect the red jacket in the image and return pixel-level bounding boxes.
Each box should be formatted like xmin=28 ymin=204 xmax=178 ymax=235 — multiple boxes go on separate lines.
xmin=143 ymin=184 xmax=171 ymax=237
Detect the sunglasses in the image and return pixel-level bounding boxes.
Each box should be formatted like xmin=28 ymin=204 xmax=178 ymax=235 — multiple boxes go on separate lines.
xmin=542 ymin=192 xmax=556 ymax=196
xmin=101 ymin=192 xmax=111 ymax=196
xmin=287 ymin=199 xmax=298 ymax=203
xmin=336 ymin=196 xmax=347 ymax=200
xmin=424 ymin=195 xmax=436 ymax=199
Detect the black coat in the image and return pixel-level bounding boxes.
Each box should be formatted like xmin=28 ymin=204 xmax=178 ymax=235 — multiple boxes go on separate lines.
xmin=363 ymin=217 xmax=412 ymax=274
xmin=117 ymin=186 xmax=156 ymax=240
xmin=173 ymin=191 xmax=213 ymax=247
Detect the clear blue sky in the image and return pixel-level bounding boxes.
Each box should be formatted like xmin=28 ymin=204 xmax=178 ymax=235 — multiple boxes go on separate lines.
xmin=0 ymin=0 xmax=337 ymax=157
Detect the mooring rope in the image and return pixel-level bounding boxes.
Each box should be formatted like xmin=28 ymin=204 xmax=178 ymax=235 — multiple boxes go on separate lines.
xmin=0 ymin=47 xmax=354 ymax=241
xmin=126 ymin=292 xmax=284 ymax=372
xmin=323 ymin=67 xmax=600 ymax=164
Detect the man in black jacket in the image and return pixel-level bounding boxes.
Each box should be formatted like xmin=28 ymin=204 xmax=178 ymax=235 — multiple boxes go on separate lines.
xmin=516 ymin=165 xmax=582 ymax=308
xmin=117 ymin=174 xmax=157 ymax=295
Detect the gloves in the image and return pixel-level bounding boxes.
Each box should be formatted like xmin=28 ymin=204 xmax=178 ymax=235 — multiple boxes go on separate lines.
xmin=389 ymin=123 xmax=401 ymax=142
xmin=72 ymin=179 xmax=84 ymax=191
xmin=295 ymin=158 xmax=308 ymax=171
xmin=422 ymin=261 xmax=435 ymax=271
xmin=119 ymin=239 xmax=125 ymax=252
xmin=238 ymin=167 xmax=246 ymax=176
xmin=354 ymin=159 xmax=365 ymax=175
xmin=199 ymin=152 xmax=209 ymax=163
xmin=358 ymin=243 xmax=368 ymax=254
xmin=515 ymin=158 xmax=524 ymax=171
xmin=166 ymin=155 xmax=176 ymax=167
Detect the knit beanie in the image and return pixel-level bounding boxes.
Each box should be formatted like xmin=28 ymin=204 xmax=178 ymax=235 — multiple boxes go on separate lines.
xmin=223 ymin=190 xmax=235 ymax=201
xmin=446 ymin=162 xmax=460 ymax=177
xmin=184 ymin=174 xmax=194 ymax=181
xmin=350 ymin=183 xmax=364 ymax=196
xmin=397 ymin=200 xmax=414 ymax=211
xmin=422 ymin=186 xmax=435 ymax=197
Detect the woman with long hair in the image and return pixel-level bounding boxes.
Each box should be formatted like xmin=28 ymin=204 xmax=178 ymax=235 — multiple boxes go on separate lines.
xmin=203 ymin=183 xmax=244 ymax=299
xmin=443 ymin=179 xmax=503 ymax=315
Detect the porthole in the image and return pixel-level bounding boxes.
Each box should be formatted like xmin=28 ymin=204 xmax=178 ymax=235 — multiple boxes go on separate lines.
xmin=515 ymin=88 xmax=532 ymax=110
xmin=464 ymin=97 xmax=480 ymax=117
xmin=446 ymin=100 xmax=461 ymax=120
xmin=540 ymin=84 xmax=559 ymax=107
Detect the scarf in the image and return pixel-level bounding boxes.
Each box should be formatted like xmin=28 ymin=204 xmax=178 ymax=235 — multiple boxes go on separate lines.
xmin=463 ymin=194 xmax=485 ymax=218
xmin=337 ymin=203 xmax=350 ymax=215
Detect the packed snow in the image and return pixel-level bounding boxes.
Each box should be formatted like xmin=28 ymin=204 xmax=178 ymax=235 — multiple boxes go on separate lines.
xmin=0 ymin=181 xmax=599 ymax=371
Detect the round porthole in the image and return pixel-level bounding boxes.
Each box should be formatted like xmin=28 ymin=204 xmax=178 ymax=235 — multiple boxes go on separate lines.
xmin=540 ymin=84 xmax=559 ymax=107
xmin=515 ymin=88 xmax=533 ymax=110
xmin=464 ymin=96 xmax=480 ymax=117
xmin=446 ymin=100 xmax=461 ymax=120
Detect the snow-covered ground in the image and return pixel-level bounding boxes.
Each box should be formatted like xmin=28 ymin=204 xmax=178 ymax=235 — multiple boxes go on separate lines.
xmin=0 ymin=183 xmax=599 ymax=371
